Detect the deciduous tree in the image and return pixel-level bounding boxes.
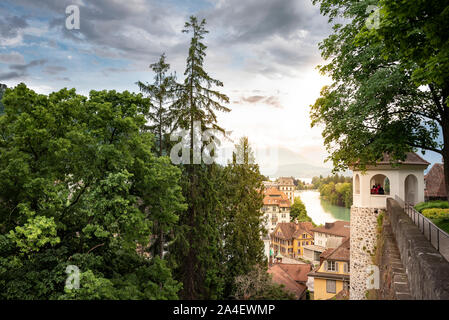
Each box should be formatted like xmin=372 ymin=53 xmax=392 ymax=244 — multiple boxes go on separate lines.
xmin=311 ymin=0 xmax=449 ymax=199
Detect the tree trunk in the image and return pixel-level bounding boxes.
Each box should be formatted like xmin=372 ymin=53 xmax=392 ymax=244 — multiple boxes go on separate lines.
xmin=159 ymin=228 xmax=164 ymax=259
xmin=442 ymin=90 xmax=449 ymax=201
xmin=183 ymin=67 xmax=196 ymax=300
xmin=442 ymin=125 xmax=449 ymax=202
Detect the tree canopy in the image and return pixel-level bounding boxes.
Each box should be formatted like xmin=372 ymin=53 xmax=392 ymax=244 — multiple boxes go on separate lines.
xmin=0 ymin=85 xmax=185 ymax=299
xmin=311 ymin=0 xmax=449 ymax=199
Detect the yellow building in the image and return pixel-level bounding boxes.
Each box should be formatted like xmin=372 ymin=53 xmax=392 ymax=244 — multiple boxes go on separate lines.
xmin=271 ymin=221 xmax=314 ymax=258
xmin=307 ymin=238 xmax=350 ymax=300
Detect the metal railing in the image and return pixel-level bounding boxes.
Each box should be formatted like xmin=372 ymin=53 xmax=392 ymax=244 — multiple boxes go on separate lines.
xmin=401 ymin=200 xmax=449 ymax=262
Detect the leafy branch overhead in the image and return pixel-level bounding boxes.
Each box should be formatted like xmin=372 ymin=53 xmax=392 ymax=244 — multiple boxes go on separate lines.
xmin=311 ymin=0 xmax=449 ymax=195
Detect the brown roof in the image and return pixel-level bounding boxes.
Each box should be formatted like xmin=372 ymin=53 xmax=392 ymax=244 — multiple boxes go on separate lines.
xmin=330 ymin=289 xmax=350 ymax=300
xmin=352 ymin=152 xmax=430 ymax=167
xmin=276 ymin=177 xmax=295 ymax=186
xmin=272 ymin=222 xmax=314 ymax=240
xmin=378 ymin=152 xmax=429 ymax=165
xmin=425 ymin=163 xmax=447 ymax=198
xmin=320 ymin=238 xmax=350 ymax=262
xmin=268 ymin=264 xmax=308 ymax=299
xmin=277 ymin=263 xmax=311 ymax=283
xmin=311 ymin=221 xmax=350 ymax=238
xmin=263 ymin=187 xmax=291 ymax=208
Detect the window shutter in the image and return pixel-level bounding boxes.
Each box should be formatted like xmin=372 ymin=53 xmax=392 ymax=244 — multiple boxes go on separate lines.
xmin=323 ymin=261 xmax=328 ymax=271
xmin=344 ymin=262 xmax=348 ymax=273
xmin=335 ymin=262 xmax=339 ymax=272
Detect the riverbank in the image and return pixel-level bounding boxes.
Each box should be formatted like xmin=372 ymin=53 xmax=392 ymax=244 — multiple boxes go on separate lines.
xmin=295 ymin=190 xmax=350 ymax=225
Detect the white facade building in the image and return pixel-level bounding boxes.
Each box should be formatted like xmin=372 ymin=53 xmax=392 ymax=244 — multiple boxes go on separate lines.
xmin=350 ymin=152 xmax=430 ymax=300
xmin=261 ymin=187 xmax=291 ymax=233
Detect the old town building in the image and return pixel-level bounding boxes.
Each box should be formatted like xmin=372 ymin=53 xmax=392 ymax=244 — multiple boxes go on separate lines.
xmin=261 ymin=187 xmax=291 ymax=233
xmin=271 ymin=221 xmax=314 ymax=258
xmin=308 ymin=238 xmax=350 ymax=300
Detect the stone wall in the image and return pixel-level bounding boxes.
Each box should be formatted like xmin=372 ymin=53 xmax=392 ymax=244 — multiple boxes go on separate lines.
xmin=386 ymin=198 xmax=449 ymax=299
xmin=350 ymin=206 xmax=379 ymax=300
xmin=377 ymin=213 xmax=412 ymax=299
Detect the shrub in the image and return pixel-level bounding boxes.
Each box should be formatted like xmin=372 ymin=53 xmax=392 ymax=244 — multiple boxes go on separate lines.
xmin=415 ymin=201 xmax=449 ymax=213
xmin=421 ymin=208 xmax=449 ymax=221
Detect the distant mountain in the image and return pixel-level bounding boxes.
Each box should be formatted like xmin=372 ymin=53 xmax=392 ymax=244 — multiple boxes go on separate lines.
xmin=266 ymin=162 xmax=333 ymax=179
xmin=255 ymin=146 xmax=334 ymax=179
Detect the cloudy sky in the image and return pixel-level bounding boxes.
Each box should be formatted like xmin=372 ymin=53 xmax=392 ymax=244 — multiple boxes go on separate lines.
xmin=0 ymin=0 xmax=441 ymax=176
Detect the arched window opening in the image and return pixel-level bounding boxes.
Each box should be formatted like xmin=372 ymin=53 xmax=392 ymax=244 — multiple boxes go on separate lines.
xmin=354 ymin=174 xmax=360 ymax=194
xmin=405 ymin=174 xmax=418 ymax=205
xmin=370 ymin=174 xmax=390 ymax=195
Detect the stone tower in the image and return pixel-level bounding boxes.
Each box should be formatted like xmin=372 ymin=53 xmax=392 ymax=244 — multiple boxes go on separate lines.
xmin=349 ymin=152 xmax=429 ymax=299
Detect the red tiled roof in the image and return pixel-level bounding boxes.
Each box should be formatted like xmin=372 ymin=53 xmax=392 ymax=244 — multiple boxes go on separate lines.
xmin=311 ymin=221 xmax=350 ymax=238
xmin=277 ymin=263 xmax=311 ymax=283
xmin=268 ymin=264 xmax=308 ymax=299
xmin=263 ymin=187 xmax=291 ymax=208
xmin=320 ymin=238 xmax=350 ymax=262
xmin=425 ymin=163 xmax=447 ymax=198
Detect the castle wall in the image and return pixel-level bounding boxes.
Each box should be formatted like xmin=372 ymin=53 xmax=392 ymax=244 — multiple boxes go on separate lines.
xmin=350 ymin=206 xmax=379 ymax=300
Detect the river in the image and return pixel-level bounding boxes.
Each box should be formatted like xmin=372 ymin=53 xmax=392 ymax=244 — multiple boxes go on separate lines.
xmin=295 ymin=190 xmax=350 ymax=225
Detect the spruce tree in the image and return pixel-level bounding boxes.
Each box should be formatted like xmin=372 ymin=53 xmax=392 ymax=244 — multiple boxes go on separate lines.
xmin=137 ymin=53 xmax=177 ymax=157
xmin=170 ymin=16 xmax=230 ymax=300
xmin=137 ymin=54 xmax=181 ymax=258
xmin=221 ymin=137 xmax=266 ymax=297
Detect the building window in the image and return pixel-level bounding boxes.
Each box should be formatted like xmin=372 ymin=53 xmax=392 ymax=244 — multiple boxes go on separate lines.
xmin=354 ymin=174 xmax=360 ymax=194
xmin=326 ymin=280 xmax=336 ymax=294
xmin=370 ymin=174 xmax=390 ymax=195
xmin=327 ymin=261 xmax=336 ymax=272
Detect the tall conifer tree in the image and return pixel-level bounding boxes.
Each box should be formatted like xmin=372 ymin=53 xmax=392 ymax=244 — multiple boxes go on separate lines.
xmin=170 ymin=16 xmax=230 ymax=299
xmin=221 ymin=137 xmax=266 ymax=297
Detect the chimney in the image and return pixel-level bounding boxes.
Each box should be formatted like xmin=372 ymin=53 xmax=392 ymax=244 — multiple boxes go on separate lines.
xmin=325 ymin=222 xmax=334 ymax=229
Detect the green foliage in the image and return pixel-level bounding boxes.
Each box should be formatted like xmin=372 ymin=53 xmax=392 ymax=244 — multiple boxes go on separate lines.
xmin=421 ymin=208 xmax=449 ymax=221
xmin=415 ymin=201 xmax=449 ymax=213
xmin=295 ymin=179 xmax=315 ymax=191
xmin=220 ymin=137 xmax=266 ymax=298
xmin=233 ymin=265 xmax=296 ymax=300
xmin=8 ymin=215 xmax=60 ymax=254
xmin=290 ymin=197 xmax=313 ymax=224
xmin=310 ymin=0 xmax=448 ymax=186
xmin=0 ymin=16 xmax=291 ymax=301
xmin=311 ymin=174 xmax=351 ymax=189
xmin=137 ymin=53 xmax=177 ymax=157
xmin=170 ymin=16 xmax=232 ymax=300
xmin=422 ymin=208 xmax=449 ymax=234
xmin=0 ymin=84 xmax=5 ymax=114
xmin=313 ymin=175 xmax=353 ymax=208
xmin=0 ymin=84 xmax=185 ymax=299
xmin=415 ymin=202 xmax=449 ymax=233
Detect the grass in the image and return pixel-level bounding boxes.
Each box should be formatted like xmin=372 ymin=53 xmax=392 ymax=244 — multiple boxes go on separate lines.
xmin=415 ymin=201 xmax=449 ymax=234
xmin=433 ymin=219 xmax=449 ymax=234
xmin=415 ymin=200 xmax=449 ymax=213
